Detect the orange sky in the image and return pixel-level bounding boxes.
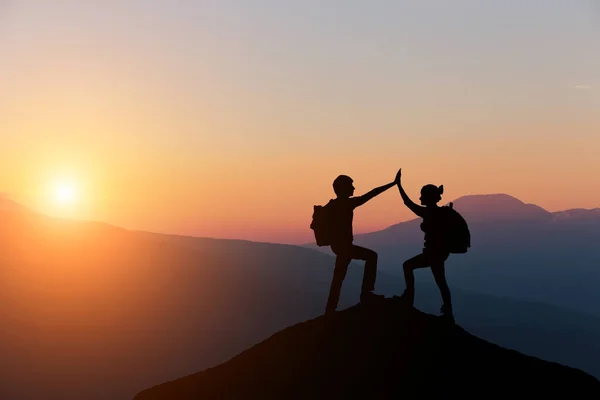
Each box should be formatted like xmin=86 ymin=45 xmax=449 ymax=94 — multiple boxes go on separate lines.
xmin=1 ymin=2 xmax=599 ymax=244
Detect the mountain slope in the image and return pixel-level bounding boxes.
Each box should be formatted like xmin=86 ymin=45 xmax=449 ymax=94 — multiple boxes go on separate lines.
xmin=134 ymin=298 xmax=600 ymax=400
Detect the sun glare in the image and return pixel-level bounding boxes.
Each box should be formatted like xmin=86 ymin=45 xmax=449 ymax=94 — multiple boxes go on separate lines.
xmin=40 ymin=172 xmax=87 ymax=218
xmin=53 ymin=182 xmax=78 ymax=206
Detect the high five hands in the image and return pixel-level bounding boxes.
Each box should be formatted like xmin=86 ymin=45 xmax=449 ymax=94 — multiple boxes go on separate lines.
xmin=394 ymin=169 xmax=402 ymax=186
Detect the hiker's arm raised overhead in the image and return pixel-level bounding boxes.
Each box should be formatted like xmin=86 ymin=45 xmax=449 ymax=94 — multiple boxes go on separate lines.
xmin=353 ymin=180 xmax=396 ymax=208
xmin=396 ymin=169 xmax=425 ymax=217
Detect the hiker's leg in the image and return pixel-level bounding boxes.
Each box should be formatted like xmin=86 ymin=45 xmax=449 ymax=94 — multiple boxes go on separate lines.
xmin=349 ymin=245 xmax=378 ymax=295
xmin=399 ymin=253 xmax=429 ymax=306
xmin=325 ymin=254 xmax=350 ymax=314
xmin=431 ymin=258 xmax=452 ymax=311
xmin=402 ymin=253 xmax=429 ymax=294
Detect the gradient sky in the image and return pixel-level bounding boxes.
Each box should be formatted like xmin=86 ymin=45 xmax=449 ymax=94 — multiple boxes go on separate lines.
xmin=1 ymin=0 xmax=599 ymax=243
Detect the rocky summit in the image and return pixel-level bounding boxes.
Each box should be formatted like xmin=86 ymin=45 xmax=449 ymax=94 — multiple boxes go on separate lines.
xmin=134 ymin=297 xmax=600 ymax=399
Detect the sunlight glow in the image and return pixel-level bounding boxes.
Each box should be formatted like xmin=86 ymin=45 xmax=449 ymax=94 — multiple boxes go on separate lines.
xmin=53 ymin=181 xmax=78 ymax=206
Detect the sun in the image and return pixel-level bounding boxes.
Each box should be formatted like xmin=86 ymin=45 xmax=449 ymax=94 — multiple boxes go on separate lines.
xmin=53 ymin=181 xmax=78 ymax=206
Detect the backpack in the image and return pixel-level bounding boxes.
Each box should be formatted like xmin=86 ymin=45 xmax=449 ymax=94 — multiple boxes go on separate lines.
xmin=310 ymin=200 xmax=335 ymax=246
xmin=442 ymin=202 xmax=471 ymax=254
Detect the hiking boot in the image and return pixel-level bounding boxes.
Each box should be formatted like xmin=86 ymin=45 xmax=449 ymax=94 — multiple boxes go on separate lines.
xmin=440 ymin=304 xmax=455 ymax=324
xmin=440 ymin=303 xmax=452 ymax=314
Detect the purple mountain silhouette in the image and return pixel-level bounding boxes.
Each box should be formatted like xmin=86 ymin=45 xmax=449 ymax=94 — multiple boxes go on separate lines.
xmin=551 ymin=208 xmax=600 ymax=221
xmin=449 ymin=193 xmax=551 ymax=222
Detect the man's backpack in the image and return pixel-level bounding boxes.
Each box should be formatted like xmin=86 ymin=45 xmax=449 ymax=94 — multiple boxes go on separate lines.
xmin=310 ymin=200 xmax=334 ymax=247
xmin=442 ymin=202 xmax=471 ymax=254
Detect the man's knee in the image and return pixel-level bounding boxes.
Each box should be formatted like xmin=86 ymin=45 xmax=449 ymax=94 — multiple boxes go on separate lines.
xmin=403 ymin=259 xmax=412 ymax=270
xmin=354 ymin=246 xmax=377 ymax=263
xmin=367 ymin=249 xmax=378 ymax=263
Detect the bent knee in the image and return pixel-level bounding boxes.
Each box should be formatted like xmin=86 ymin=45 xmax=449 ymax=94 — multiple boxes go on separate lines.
xmin=361 ymin=247 xmax=377 ymax=261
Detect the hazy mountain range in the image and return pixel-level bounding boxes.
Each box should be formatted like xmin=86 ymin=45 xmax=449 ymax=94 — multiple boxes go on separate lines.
xmin=1 ymin=194 xmax=599 ymax=399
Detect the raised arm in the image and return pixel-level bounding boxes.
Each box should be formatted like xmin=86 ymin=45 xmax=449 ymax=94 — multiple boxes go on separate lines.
xmin=395 ymin=169 xmax=425 ymax=217
xmin=353 ymin=181 xmax=396 ymax=208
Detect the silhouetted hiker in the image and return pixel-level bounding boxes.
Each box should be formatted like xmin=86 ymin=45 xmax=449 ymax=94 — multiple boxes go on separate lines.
xmin=394 ymin=168 xmax=470 ymax=323
xmin=311 ymin=174 xmax=396 ymax=315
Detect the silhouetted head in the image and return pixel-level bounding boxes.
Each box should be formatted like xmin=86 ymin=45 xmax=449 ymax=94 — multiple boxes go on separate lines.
xmin=420 ymin=184 xmax=443 ymax=206
xmin=333 ymin=175 xmax=355 ymax=198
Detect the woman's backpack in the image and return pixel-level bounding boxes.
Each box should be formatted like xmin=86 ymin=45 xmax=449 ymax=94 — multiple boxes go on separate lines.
xmin=442 ymin=202 xmax=471 ymax=254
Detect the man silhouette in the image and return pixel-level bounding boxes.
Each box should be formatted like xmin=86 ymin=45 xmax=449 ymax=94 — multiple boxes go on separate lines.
xmin=324 ymin=174 xmax=396 ymax=315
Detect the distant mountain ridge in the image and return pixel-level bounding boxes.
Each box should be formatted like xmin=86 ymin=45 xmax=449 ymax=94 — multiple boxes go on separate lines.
xmin=552 ymin=208 xmax=600 ymax=221
xmin=450 ymin=193 xmax=552 ymax=220
xmin=369 ymin=193 xmax=599 ymax=234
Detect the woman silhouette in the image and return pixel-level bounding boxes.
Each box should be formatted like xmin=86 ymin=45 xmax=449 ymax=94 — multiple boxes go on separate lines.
xmin=394 ymin=169 xmax=454 ymax=321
